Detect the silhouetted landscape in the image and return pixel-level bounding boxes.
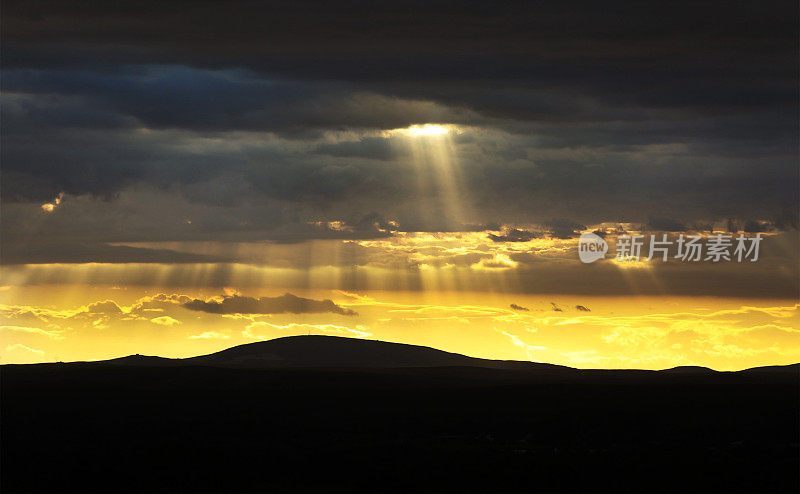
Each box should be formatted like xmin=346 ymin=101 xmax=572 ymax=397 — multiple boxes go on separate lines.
xmin=2 ymin=336 xmax=798 ymax=492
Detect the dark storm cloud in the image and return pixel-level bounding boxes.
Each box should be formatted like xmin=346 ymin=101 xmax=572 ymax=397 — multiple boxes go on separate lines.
xmin=489 ymin=229 xmax=539 ymax=243
xmin=647 ymin=217 xmax=687 ymax=232
xmin=0 ymin=242 xmax=230 ymax=265
xmin=314 ymin=138 xmax=397 ymax=161
xmin=182 ymin=293 xmax=357 ymax=316
xmin=743 ymin=220 xmax=770 ymax=233
xmin=546 ymin=220 xmax=587 ymax=239
xmin=1 ymin=0 xmax=797 ymax=250
xmin=0 ymin=120 xmax=409 ymax=203
xmin=0 ymin=196 xmax=397 ymax=255
xmin=2 ymin=68 xmax=469 ymax=133
xmin=4 ymin=2 xmax=795 ymax=89
xmin=3 ymin=0 xmax=796 ymax=129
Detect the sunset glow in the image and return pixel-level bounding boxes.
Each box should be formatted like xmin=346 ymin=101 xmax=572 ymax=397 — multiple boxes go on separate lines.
xmin=1 ymin=3 xmax=797 ymax=373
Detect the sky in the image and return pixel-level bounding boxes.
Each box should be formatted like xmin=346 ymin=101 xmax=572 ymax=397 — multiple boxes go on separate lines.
xmin=1 ymin=1 xmax=798 ymax=369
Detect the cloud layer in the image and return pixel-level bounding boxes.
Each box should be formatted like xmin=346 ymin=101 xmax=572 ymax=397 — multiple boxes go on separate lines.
xmin=182 ymin=293 xmax=357 ymax=316
xmin=1 ymin=1 xmax=797 ymax=255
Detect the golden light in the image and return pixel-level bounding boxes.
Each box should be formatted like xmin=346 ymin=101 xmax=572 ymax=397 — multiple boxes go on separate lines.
xmin=391 ymin=124 xmax=449 ymax=136
xmin=611 ymin=256 xmax=651 ymax=269
xmin=40 ymin=192 xmax=64 ymax=213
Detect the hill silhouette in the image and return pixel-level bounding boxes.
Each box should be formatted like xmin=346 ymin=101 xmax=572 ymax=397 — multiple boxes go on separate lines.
xmin=2 ymin=335 xmax=798 ymax=492
xmin=24 ymin=335 xmax=799 ymax=375
xmin=183 ymin=335 xmax=570 ymax=370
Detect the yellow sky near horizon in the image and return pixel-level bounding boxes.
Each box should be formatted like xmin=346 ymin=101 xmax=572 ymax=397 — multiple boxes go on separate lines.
xmin=2 ymin=280 xmax=798 ymax=371
xmin=2 ymin=221 xmax=797 ymax=370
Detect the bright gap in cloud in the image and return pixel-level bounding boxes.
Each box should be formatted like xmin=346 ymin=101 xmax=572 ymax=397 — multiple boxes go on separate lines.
xmin=390 ymin=124 xmax=450 ymax=136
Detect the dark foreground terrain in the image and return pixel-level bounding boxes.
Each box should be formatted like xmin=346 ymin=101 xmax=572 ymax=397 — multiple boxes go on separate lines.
xmin=2 ymin=336 xmax=798 ymax=493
